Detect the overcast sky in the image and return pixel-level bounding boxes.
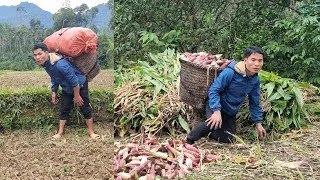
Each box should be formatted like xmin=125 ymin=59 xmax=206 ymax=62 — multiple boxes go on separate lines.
xmin=0 ymin=0 xmax=109 ymax=13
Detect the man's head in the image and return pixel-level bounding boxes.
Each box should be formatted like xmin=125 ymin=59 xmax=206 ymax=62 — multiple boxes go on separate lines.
xmin=243 ymin=46 xmax=264 ymax=75
xmin=33 ymin=43 xmax=49 ymax=66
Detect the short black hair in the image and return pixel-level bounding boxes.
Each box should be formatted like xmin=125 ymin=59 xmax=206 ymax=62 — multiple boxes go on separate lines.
xmin=243 ymin=46 xmax=265 ymax=59
xmin=33 ymin=42 xmax=49 ymax=52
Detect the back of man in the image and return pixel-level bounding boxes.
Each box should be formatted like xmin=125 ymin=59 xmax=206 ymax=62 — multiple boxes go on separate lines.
xmin=42 ymin=56 xmax=86 ymax=94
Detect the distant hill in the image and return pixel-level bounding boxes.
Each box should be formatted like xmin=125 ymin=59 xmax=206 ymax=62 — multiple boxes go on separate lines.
xmin=93 ymin=3 xmax=113 ymax=32
xmin=0 ymin=2 xmax=53 ymax=28
xmin=0 ymin=2 xmax=112 ymax=31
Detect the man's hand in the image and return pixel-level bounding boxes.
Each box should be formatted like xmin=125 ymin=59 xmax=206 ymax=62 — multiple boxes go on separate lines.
xmin=206 ymin=110 xmax=222 ymax=130
xmin=51 ymin=92 xmax=58 ymax=105
xmin=73 ymin=85 xmax=84 ymax=106
xmin=74 ymin=95 xmax=84 ymax=106
xmin=255 ymin=123 xmax=266 ymax=140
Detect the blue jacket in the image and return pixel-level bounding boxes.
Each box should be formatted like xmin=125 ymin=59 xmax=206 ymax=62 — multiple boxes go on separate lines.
xmin=42 ymin=57 xmax=86 ymax=94
xmin=208 ymin=60 xmax=263 ymax=123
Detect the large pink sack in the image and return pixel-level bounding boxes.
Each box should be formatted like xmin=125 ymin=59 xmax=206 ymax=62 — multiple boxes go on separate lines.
xmin=44 ymin=27 xmax=98 ymax=57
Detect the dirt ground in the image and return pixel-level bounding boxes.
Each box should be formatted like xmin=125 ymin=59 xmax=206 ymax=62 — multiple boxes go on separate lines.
xmin=0 ymin=69 xmax=114 ymax=90
xmin=186 ymin=122 xmax=320 ymax=179
xmin=0 ymin=122 xmax=113 ymax=180
xmin=114 ymin=122 xmax=320 ymax=179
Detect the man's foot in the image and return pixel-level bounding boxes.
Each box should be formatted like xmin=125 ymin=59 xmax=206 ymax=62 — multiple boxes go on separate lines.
xmin=89 ymin=133 xmax=100 ymax=139
xmin=52 ymin=133 xmax=62 ymax=139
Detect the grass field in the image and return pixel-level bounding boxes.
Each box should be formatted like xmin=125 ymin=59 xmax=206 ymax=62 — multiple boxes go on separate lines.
xmin=0 ymin=69 xmax=114 ymax=90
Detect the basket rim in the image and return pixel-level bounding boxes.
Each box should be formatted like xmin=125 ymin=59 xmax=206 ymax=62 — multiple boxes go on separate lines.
xmin=179 ymin=58 xmax=218 ymax=72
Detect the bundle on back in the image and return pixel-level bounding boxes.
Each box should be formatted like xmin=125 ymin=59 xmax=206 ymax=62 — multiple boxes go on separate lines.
xmin=44 ymin=27 xmax=98 ymax=57
xmin=44 ymin=27 xmax=100 ymax=81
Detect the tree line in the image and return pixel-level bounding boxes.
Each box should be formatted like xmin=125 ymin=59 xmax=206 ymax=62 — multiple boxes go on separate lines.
xmin=115 ymin=0 xmax=320 ymax=86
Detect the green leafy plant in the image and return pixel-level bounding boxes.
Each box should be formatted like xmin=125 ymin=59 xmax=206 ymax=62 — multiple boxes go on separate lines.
xmin=237 ymin=71 xmax=313 ymax=138
xmin=0 ymin=87 xmax=113 ymax=130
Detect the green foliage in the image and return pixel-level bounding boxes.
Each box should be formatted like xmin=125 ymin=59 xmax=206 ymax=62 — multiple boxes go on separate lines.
xmin=52 ymin=4 xmax=99 ymax=31
xmin=0 ymin=87 xmax=113 ymax=130
xmin=238 ymin=71 xmax=312 ymax=137
xmin=0 ymin=24 xmax=46 ymax=71
xmin=98 ymin=32 xmax=114 ymax=69
xmin=115 ymin=0 xmax=319 ymax=86
xmin=53 ymin=7 xmax=76 ymax=30
xmin=262 ymin=4 xmax=320 ymax=85
xmin=260 ymin=71 xmax=309 ymax=131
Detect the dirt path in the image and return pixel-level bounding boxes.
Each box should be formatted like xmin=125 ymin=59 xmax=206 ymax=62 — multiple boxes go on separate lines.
xmin=0 ymin=123 xmax=113 ymax=179
xmin=186 ymin=122 xmax=320 ymax=179
xmin=0 ymin=69 xmax=114 ymax=90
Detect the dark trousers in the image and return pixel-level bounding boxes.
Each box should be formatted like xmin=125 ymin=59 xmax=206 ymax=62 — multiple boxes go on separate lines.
xmin=59 ymin=81 xmax=92 ymax=121
xmin=187 ymin=104 xmax=236 ymax=143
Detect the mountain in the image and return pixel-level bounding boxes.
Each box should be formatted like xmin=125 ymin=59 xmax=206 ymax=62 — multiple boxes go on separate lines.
xmin=93 ymin=3 xmax=113 ymax=32
xmin=0 ymin=2 xmax=113 ymax=31
xmin=0 ymin=2 xmax=53 ymax=28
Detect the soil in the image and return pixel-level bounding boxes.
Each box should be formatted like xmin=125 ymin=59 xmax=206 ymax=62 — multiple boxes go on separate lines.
xmin=186 ymin=122 xmax=320 ymax=179
xmin=0 ymin=123 xmax=114 ymax=180
xmin=115 ymin=122 xmax=320 ymax=179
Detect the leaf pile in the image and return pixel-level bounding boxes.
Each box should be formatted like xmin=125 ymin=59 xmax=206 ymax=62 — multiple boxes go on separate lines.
xmin=114 ymin=49 xmax=192 ymax=137
xmin=114 ymin=135 xmax=219 ymax=179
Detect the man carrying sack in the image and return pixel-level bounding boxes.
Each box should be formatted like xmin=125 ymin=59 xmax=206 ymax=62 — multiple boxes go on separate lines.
xmin=186 ymin=46 xmax=267 ymax=144
xmin=32 ymin=43 xmax=100 ymax=139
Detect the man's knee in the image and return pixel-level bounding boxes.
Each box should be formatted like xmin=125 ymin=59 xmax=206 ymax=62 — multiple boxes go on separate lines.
xmin=81 ymin=105 xmax=92 ymax=119
xmin=209 ymin=131 xmax=235 ymax=143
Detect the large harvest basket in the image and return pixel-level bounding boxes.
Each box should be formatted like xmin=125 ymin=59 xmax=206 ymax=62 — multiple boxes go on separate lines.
xmin=179 ymin=58 xmax=218 ymax=110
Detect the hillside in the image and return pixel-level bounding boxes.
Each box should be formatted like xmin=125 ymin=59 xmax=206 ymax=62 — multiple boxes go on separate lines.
xmin=0 ymin=2 xmax=113 ymax=30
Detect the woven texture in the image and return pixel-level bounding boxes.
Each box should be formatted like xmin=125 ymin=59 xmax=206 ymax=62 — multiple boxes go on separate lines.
xmin=69 ymin=52 xmax=100 ymax=82
xmin=87 ymin=62 xmax=101 ymax=82
xmin=179 ymin=58 xmax=217 ymax=110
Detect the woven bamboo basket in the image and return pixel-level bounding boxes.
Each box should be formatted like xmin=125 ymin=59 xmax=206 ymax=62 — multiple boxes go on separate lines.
xmin=179 ymin=58 xmax=218 ymax=110
xmin=69 ymin=52 xmax=100 ymax=81
xmin=69 ymin=52 xmax=98 ymax=75
xmin=87 ymin=62 xmax=101 ymax=82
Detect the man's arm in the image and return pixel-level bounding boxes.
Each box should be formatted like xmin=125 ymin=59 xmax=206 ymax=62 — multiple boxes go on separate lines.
xmin=206 ymin=68 xmax=234 ymax=129
xmin=57 ymin=61 xmax=84 ymax=106
xmin=248 ymin=80 xmax=263 ymax=124
xmin=51 ymin=80 xmax=59 ymax=105
xmin=248 ymin=79 xmax=266 ymax=140
xmin=208 ymin=68 xmax=234 ymax=111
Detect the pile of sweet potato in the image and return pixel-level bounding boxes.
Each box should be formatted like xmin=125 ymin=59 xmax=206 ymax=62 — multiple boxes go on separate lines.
xmin=180 ymin=52 xmax=230 ymax=69
xmin=114 ymin=136 xmax=219 ymax=179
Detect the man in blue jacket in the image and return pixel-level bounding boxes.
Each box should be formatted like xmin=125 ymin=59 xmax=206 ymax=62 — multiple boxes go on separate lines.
xmin=32 ymin=43 xmax=100 ymax=139
xmin=186 ymin=46 xmax=266 ymax=144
